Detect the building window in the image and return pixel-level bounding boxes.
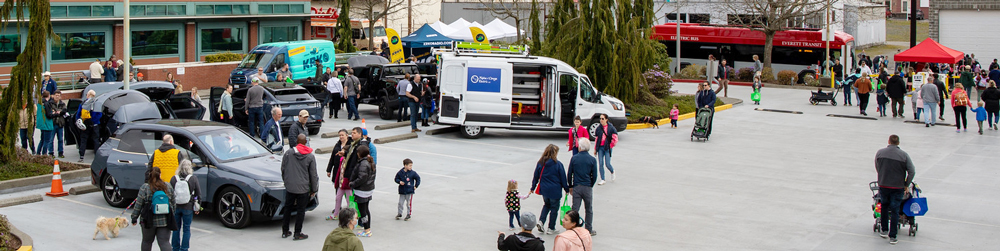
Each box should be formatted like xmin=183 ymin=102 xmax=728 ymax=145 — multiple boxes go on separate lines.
xmin=92 ymin=6 xmax=113 ymax=17
xmin=132 ymin=30 xmax=179 ymax=56
xmin=51 ymin=32 xmax=106 ymax=61
xmin=68 ymin=6 xmax=92 ymax=17
xmin=258 ymin=4 xmax=305 ymax=14
xmin=0 ymin=34 xmax=21 ymax=63
xmin=195 ymin=4 xmax=249 ymax=15
xmin=902 ymin=0 xmax=908 ymax=12
xmin=65 ymin=5 xmax=113 ymax=17
xmin=262 ymin=26 xmax=298 ymax=43
xmin=201 ymin=28 xmax=243 ymax=53
xmin=51 ymin=6 xmax=67 ymax=18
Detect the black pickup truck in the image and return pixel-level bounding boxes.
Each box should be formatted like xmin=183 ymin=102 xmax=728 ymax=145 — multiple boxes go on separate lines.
xmin=347 ymin=56 xmax=438 ymax=120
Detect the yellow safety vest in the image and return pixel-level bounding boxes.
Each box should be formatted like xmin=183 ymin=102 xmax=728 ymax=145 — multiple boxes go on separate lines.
xmin=152 ymin=148 xmax=180 ymax=183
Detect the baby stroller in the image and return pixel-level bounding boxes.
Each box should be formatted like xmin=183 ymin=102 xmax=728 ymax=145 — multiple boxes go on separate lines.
xmin=870 ymin=181 xmax=923 ymax=237
xmin=691 ymin=107 xmax=713 ymax=141
xmin=809 ymin=87 xmax=840 ymax=106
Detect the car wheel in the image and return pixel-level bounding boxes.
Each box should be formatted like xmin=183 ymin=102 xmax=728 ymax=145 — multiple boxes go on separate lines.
xmin=216 ymin=186 xmax=252 ymax=229
xmin=101 ymin=174 xmax=130 ymax=208
xmin=460 ymin=125 xmax=484 ymax=139
xmin=588 ymin=120 xmax=602 ymax=141
xmin=378 ymin=95 xmax=392 ymax=120
xmin=308 ymin=127 xmax=320 ymax=135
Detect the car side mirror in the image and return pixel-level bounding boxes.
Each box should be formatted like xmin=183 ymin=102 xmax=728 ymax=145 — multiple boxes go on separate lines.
xmin=192 ymin=158 xmax=205 ymax=168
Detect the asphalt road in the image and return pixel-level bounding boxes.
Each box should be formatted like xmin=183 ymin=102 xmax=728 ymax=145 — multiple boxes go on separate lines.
xmin=2 ymin=82 xmax=998 ymax=250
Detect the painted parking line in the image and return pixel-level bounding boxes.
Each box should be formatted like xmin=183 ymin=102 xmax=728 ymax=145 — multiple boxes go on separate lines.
xmin=377 ymin=145 xmax=512 ymax=166
xmin=419 ymin=172 xmax=459 ymax=179
xmin=433 ymin=137 xmax=536 ymax=152
xmin=56 ymin=197 xmax=215 ymax=234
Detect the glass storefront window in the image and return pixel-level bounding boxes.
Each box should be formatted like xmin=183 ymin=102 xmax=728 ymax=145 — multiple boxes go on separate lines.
xmin=274 ymin=5 xmax=289 ymax=14
xmin=0 ymin=34 xmax=21 ymax=63
xmin=259 ymin=5 xmax=273 ymax=14
xmin=233 ymin=5 xmax=249 ymax=15
xmin=196 ymin=5 xmax=213 ymax=15
xmin=201 ymin=28 xmax=243 ymax=53
xmin=51 ymin=32 xmax=106 ymax=60
xmin=92 ymin=6 xmax=113 ymax=17
xmin=290 ymin=5 xmax=304 ymax=14
xmin=262 ymin=27 xmax=298 ymax=43
xmin=51 ymin=6 xmax=67 ymax=18
xmin=167 ymin=5 xmax=185 ymax=15
xmin=132 ymin=30 xmax=179 ymax=56
xmin=68 ymin=6 xmax=91 ymax=17
xmin=130 ymin=6 xmax=145 ymax=16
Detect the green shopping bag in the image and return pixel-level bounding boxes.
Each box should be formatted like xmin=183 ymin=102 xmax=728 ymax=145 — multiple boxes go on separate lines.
xmin=349 ymin=192 xmax=360 ymax=218
xmin=558 ymin=194 xmax=572 ymax=225
xmin=751 ymin=91 xmax=761 ymax=102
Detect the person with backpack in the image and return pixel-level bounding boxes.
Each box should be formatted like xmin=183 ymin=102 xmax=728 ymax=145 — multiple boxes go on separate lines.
xmin=169 ymin=160 xmax=202 ymax=251
xmin=952 ymin=83 xmax=972 ymax=132
xmin=131 ymin=167 xmax=177 ymax=251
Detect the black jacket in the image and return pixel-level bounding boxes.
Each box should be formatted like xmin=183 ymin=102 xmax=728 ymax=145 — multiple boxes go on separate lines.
xmin=497 ymin=232 xmax=545 ymax=251
xmin=934 ymin=80 xmax=948 ymax=101
xmin=981 ymin=87 xmax=1000 ymax=113
xmin=875 ymin=145 xmax=915 ymax=189
xmin=350 ymin=159 xmax=375 ymax=191
xmin=886 ymin=75 xmax=907 ymax=99
xmin=287 ymin=120 xmax=307 ymax=148
xmin=325 ymin=140 xmax=348 ymax=182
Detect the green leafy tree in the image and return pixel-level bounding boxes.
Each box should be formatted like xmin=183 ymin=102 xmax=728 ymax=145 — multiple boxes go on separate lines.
xmin=0 ymin=0 xmax=54 ymax=163
xmin=529 ymin=0 xmax=541 ymax=52
xmin=336 ymin=0 xmax=357 ymax=53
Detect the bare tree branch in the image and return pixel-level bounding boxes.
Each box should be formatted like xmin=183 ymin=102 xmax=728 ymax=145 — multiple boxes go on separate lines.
xmin=477 ymin=0 xmax=534 ymax=41
xmin=721 ymin=0 xmax=835 ymax=69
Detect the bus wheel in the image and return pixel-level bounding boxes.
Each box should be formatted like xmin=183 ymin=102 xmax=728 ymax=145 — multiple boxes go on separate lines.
xmin=460 ymin=126 xmax=484 ymax=139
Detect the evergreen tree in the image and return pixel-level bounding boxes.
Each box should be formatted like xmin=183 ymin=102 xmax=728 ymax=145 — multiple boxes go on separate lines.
xmin=529 ymin=0 xmax=541 ymax=54
xmin=0 ymin=0 xmax=54 ymax=162
xmin=336 ymin=0 xmax=357 ymax=52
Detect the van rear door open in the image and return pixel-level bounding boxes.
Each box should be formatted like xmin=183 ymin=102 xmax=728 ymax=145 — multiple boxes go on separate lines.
xmin=461 ymin=62 xmax=512 ymax=127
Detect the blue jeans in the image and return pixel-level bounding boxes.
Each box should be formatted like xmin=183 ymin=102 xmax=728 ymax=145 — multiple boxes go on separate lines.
xmin=409 ymin=101 xmax=420 ymax=129
xmin=538 ymin=196 xmax=559 ymax=230
xmin=347 ymin=96 xmax=359 ymax=119
xmin=53 ymin=126 xmax=64 ymax=155
xmin=507 ymin=210 xmax=521 ymax=229
xmin=248 ymin=106 xmax=265 ymax=137
xmin=842 ymin=84 xmax=853 ymax=105
xmin=878 ymin=187 xmax=904 ymax=239
xmin=171 ymin=209 xmax=194 ymax=251
xmin=36 ymin=130 xmax=53 ymax=155
xmin=19 ymin=128 xmax=31 ymax=152
xmin=924 ymin=102 xmax=937 ymax=125
xmin=397 ymin=97 xmax=409 ymax=121
xmin=421 ymin=105 xmax=431 ymax=120
xmin=597 ymin=148 xmax=614 ymax=180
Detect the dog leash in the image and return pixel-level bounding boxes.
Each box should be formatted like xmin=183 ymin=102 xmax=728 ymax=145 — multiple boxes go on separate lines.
xmin=115 ymin=199 xmax=137 ymax=225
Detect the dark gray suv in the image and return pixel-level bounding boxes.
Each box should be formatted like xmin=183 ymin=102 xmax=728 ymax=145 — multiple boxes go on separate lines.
xmin=91 ymin=119 xmax=318 ymax=229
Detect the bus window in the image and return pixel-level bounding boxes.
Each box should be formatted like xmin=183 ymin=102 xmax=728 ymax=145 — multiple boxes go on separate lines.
xmin=580 ymin=77 xmax=598 ymax=103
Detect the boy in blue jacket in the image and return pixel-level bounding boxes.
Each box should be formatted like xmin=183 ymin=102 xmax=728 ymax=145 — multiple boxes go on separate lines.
xmin=973 ymin=101 xmax=988 ymax=134
xmin=395 ymin=158 xmax=421 ymax=221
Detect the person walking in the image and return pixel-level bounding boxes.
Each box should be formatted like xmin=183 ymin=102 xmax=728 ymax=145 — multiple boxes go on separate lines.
xmin=76 ymin=90 xmax=102 ymax=162
xmin=934 ymin=74 xmax=949 ymax=121
xmin=504 ymin=180 xmax=530 ymax=231
xmin=908 ymin=84 xmax=923 ymax=121
xmin=920 ymin=77 xmax=940 ymax=127
xmin=566 ymin=116 xmax=588 ymax=155
xmin=327 ymin=71 xmax=344 ymax=119
xmin=567 ymin=139 xmax=598 ymax=235
xmin=130 ymin=167 xmax=176 ymax=251
xmin=18 ymin=103 xmax=32 ymax=153
xmin=406 ymin=74 xmax=423 ymax=132
xmin=952 ymin=83 xmax=972 ymax=132
xmin=280 ymin=134 xmax=319 ymax=241
xmin=396 ymin=74 xmax=411 ymax=122
xmin=420 ymin=80 xmax=434 ymax=127
xmin=593 ymin=114 xmax=617 ymax=185
xmin=855 ymin=75 xmax=873 ymax=116
xmin=497 ymin=212 xmax=545 ymax=251
xmin=170 ymin=160 xmax=202 ymax=251
xmin=980 ymin=81 xmax=1000 ymax=129
xmin=552 ymin=210 xmax=592 ymax=251
xmin=260 ymin=107 xmax=285 ymax=153
xmin=89 ymin=59 xmax=104 ymax=83
xmin=51 ymin=91 xmax=68 ymax=158
xmin=245 ymin=77 xmax=267 ymax=137
xmin=875 ymin=135 xmax=915 ymax=245
xmin=529 ymin=144 xmax=568 ymax=235
xmin=972 ymin=101 xmax=988 ymax=134
xmin=394 ymin=158 xmax=421 ymax=221
xmin=344 ymin=69 xmax=361 ymax=121
xmin=843 ymin=69 xmax=861 ymax=106
xmin=287 ymin=110 xmax=309 ymax=148
xmin=715 ymin=59 xmax=730 ymax=97
xmin=887 ymin=72 xmax=907 ymax=118
xmin=326 ymin=129 xmax=352 ymax=220
xmin=219 ymin=85 xmax=234 ymax=125
xmin=315 ymin=60 xmax=324 ymax=82
xmin=35 ymin=91 xmax=55 ymax=156
xmin=349 ymin=145 xmax=376 ymax=237
xmin=149 ymin=134 xmax=187 ymax=183
xmin=752 ymin=55 xmax=762 ymax=73
xmin=960 ymin=65 xmax=976 ymax=98
xmin=322 ymin=208 xmax=365 ymax=251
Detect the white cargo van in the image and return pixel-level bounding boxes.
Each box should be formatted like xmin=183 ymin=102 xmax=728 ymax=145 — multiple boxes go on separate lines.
xmin=434 ymin=44 xmax=628 ymax=139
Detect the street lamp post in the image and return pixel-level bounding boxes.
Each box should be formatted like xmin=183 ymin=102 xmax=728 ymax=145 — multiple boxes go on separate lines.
xmin=123 ymin=0 xmax=131 ymax=90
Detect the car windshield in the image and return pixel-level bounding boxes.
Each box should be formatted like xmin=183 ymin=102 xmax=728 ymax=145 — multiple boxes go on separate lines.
xmin=372 ymin=26 xmax=387 ymax=37
xmin=237 ymin=52 xmax=273 ymax=69
xmin=197 ymin=128 xmax=270 ymax=161
xmin=271 ymin=89 xmax=313 ymax=102
xmin=384 ymin=65 xmax=417 ymax=76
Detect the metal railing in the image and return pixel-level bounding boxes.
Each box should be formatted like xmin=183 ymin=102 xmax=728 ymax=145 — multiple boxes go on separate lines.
xmin=0 ymin=70 xmax=93 ymax=91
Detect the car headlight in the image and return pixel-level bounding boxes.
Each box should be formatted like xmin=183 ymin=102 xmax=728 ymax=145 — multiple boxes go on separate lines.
xmin=611 ymin=101 xmax=624 ymax=111
xmin=255 ymin=180 xmax=285 ymax=189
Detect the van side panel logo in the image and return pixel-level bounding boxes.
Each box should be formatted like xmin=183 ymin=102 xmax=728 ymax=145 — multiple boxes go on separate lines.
xmin=467 ymin=67 xmax=501 ymax=93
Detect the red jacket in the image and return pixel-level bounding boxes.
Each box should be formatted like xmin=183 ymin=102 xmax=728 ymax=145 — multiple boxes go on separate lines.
xmin=567 ymin=126 xmax=588 ymax=151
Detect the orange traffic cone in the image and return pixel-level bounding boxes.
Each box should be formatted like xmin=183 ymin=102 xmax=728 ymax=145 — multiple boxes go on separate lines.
xmin=361 ymin=119 xmax=366 ymax=129
xmin=46 ymin=160 xmax=69 ymax=197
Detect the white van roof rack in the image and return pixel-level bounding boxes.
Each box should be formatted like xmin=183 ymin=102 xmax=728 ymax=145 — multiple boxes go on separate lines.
xmin=433 ymin=42 xmax=532 ymax=57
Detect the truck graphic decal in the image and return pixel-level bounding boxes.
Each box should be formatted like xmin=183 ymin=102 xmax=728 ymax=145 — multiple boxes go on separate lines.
xmin=467 ymin=67 xmax=501 ymax=93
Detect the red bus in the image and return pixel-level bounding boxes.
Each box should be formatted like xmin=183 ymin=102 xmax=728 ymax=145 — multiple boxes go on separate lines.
xmin=651 ymin=23 xmax=855 ymax=75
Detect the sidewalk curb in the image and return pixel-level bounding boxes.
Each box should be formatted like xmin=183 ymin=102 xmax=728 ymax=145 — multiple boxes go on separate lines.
xmin=10 ymin=220 xmax=33 ymax=251
xmin=373 ymin=132 xmax=418 ymax=144
xmin=0 ymin=169 xmax=91 ymax=194
xmin=672 ymin=79 xmax=828 ymax=91
xmin=627 ymin=100 xmax=740 ymax=130
xmin=0 ymin=194 xmax=43 ymax=208
xmin=374 ymin=121 xmax=410 ymax=130
xmin=315 ymin=146 xmax=336 ymax=154
xmin=68 ymin=184 xmax=100 ymax=195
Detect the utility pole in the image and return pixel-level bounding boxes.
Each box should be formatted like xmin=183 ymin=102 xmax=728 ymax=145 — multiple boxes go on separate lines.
xmin=673 ymin=0 xmax=681 ymax=73
xmin=408 ymin=0 xmax=413 ymax=33
xmin=123 ymin=0 xmax=131 ymax=90
xmin=824 ymin=0 xmax=830 ymax=77
xmin=909 ymin=0 xmax=917 ymax=48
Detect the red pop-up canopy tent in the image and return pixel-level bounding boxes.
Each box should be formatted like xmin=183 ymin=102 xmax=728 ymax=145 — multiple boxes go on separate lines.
xmin=893 ymin=38 xmax=965 ymax=64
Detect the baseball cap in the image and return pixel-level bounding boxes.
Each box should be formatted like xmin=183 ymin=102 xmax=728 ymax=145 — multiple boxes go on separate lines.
xmin=42 ymin=71 xmax=51 ymax=76
xmin=362 ymin=128 xmax=368 ymax=136
xmin=520 ymin=212 xmax=537 ymax=231
xmin=298 ymin=110 xmax=309 ymax=117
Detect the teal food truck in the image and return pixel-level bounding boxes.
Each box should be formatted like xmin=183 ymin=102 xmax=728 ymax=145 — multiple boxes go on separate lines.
xmin=230 ymin=40 xmax=336 ymax=86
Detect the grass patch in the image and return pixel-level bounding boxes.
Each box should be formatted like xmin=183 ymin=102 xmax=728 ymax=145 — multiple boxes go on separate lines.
xmin=0 ymin=148 xmax=87 ymax=181
xmin=862 ymin=44 xmax=909 ymax=58
xmin=886 ymin=20 xmax=928 ymax=42
xmin=627 ymin=94 xmax=724 ymax=123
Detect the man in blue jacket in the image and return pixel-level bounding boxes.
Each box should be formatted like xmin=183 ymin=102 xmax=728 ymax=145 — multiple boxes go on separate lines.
xmin=567 ymin=138 xmax=598 ymax=235
xmin=260 ymin=107 xmax=284 ymax=153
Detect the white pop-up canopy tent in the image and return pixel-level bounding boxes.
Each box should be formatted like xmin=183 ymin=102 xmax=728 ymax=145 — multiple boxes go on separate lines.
xmin=484 ymin=18 xmax=524 ymax=38
xmin=432 ymin=18 xmax=522 ymax=41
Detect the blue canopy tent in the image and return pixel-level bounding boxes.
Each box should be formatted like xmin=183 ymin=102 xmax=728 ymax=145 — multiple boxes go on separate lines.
xmin=402 ymin=24 xmax=457 ymax=63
